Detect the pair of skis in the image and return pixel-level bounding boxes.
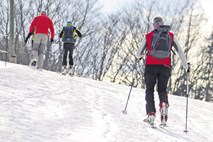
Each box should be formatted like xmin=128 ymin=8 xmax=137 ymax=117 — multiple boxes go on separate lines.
xmin=143 ymin=119 xmax=168 ymax=129
xmin=62 ymin=71 xmax=74 ymax=76
xmin=62 ymin=68 xmax=74 ymax=76
xmin=146 ymin=122 xmax=168 ymax=129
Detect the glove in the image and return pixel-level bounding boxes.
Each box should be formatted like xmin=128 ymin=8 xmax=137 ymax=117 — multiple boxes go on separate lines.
xmin=139 ymin=55 xmax=143 ymax=60
xmin=25 ymin=38 xmax=28 ymax=43
xmin=187 ymin=62 xmax=190 ymax=73
xmin=25 ymin=32 xmax=33 ymax=43
xmin=50 ymin=38 xmax=54 ymax=43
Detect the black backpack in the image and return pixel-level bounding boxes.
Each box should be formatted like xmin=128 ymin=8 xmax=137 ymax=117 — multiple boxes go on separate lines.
xmin=62 ymin=26 xmax=75 ymax=43
xmin=150 ymin=25 xmax=172 ymax=59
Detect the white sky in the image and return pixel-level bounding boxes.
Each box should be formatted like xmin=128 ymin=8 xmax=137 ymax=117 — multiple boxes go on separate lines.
xmin=200 ymin=0 xmax=213 ymax=25
xmin=1 ymin=61 xmax=213 ymax=142
xmin=98 ymin=0 xmax=129 ymax=13
xmin=99 ymin=0 xmax=213 ymax=25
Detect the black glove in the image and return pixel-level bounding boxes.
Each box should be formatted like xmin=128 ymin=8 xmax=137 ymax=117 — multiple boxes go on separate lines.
xmin=25 ymin=38 xmax=29 ymax=43
xmin=187 ymin=62 xmax=190 ymax=73
xmin=25 ymin=32 xmax=33 ymax=43
xmin=50 ymin=38 xmax=54 ymax=43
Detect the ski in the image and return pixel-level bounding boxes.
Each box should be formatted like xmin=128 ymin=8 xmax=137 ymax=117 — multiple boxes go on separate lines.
xmin=61 ymin=67 xmax=74 ymax=76
xmin=62 ymin=72 xmax=74 ymax=76
xmin=159 ymin=123 xmax=168 ymax=128
xmin=144 ymin=120 xmax=169 ymax=129
xmin=150 ymin=124 xmax=157 ymax=129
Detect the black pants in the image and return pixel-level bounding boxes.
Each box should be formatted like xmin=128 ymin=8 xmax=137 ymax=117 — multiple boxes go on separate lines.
xmin=62 ymin=43 xmax=75 ymax=66
xmin=144 ymin=65 xmax=171 ymax=114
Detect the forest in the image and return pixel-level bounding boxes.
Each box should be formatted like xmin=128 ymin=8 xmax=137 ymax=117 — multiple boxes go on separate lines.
xmin=0 ymin=0 xmax=212 ymax=102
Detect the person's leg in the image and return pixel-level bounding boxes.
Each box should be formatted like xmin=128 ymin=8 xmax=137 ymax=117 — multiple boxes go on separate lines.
xmin=62 ymin=43 xmax=69 ymax=67
xmin=66 ymin=43 xmax=75 ymax=76
xmin=157 ymin=66 xmax=171 ymax=104
xmin=145 ymin=65 xmax=158 ymax=114
xmin=157 ymin=66 xmax=171 ymax=124
xmin=37 ymin=34 xmax=48 ymax=69
xmin=68 ymin=43 xmax=75 ymax=66
xmin=31 ymin=34 xmax=40 ymax=66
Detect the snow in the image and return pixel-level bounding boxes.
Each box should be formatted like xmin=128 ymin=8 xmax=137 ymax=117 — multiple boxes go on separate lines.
xmin=0 ymin=61 xmax=213 ymax=142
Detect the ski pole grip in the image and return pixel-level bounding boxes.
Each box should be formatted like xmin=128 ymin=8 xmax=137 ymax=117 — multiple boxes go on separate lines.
xmin=187 ymin=62 xmax=190 ymax=73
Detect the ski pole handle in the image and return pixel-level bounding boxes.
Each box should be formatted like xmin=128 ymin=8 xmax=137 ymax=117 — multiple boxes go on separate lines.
xmin=186 ymin=62 xmax=190 ymax=95
xmin=187 ymin=62 xmax=190 ymax=73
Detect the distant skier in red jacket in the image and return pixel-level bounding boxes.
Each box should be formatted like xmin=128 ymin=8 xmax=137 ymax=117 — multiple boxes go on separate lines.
xmin=25 ymin=11 xmax=55 ymax=70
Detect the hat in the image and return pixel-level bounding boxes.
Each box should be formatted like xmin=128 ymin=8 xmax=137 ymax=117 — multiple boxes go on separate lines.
xmin=67 ymin=21 xmax=72 ymax=26
xmin=153 ymin=16 xmax=164 ymax=28
xmin=153 ymin=17 xmax=163 ymax=23
xmin=41 ymin=11 xmax=46 ymax=15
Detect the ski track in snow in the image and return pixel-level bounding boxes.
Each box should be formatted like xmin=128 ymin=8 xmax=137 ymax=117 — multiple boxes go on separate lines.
xmin=0 ymin=61 xmax=213 ymax=142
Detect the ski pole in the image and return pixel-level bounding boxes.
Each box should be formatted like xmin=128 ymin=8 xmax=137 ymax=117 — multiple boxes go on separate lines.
xmin=122 ymin=78 xmax=135 ymax=114
xmin=122 ymin=59 xmax=143 ymax=114
xmin=184 ymin=63 xmax=190 ymax=133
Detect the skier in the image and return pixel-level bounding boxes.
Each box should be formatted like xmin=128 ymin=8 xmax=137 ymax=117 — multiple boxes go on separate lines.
xmin=136 ymin=16 xmax=189 ymax=126
xmin=59 ymin=21 xmax=82 ymax=75
xmin=25 ymin=11 xmax=55 ymax=70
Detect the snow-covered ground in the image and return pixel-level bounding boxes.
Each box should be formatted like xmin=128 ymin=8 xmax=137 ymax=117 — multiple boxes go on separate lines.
xmin=0 ymin=61 xmax=213 ymax=142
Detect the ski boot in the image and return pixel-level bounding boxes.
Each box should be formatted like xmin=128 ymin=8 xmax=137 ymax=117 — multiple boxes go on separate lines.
xmin=160 ymin=102 xmax=168 ymax=127
xmin=67 ymin=65 xmax=74 ymax=76
xmin=62 ymin=66 xmax=67 ymax=75
xmin=144 ymin=112 xmax=156 ymax=127
xmin=30 ymin=59 xmax=37 ymax=69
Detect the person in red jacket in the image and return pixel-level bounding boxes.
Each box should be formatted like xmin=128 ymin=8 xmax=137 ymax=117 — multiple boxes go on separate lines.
xmin=136 ymin=16 xmax=189 ymax=126
xmin=25 ymin=11 xmax=55 ymax=70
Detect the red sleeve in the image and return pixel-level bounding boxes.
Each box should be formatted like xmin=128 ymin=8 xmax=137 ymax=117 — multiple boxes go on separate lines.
xmin=29 ymin=17 xmax=36 ymax=33
xmin=49 ymin=19 xmax=55 ymax=39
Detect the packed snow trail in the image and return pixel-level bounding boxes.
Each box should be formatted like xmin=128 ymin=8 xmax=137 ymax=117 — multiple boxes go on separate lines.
xmin=0 ymin=61 xmax=213 ymax=142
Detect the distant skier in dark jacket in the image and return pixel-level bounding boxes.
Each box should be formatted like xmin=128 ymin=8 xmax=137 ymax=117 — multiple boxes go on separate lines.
xmin=59 ymin=21 xmax=82 ymax=75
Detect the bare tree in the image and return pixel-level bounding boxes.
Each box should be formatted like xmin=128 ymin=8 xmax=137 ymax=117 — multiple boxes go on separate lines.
xmin=191 ymin=27 xmax=213 ymax=101
xmin=0 ymin=0 xmax=10 ymax=61
xmin=172 ymin=1 xmax=207 ymax=97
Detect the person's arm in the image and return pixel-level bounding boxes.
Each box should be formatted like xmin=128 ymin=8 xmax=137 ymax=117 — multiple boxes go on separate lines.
xmin=136 ymin=38 xmax=146 ymax=59
xmin=173 ymin=37 xmax=188 ymax=70
xmin=76 ymin=30 xmax=82 ymax=37
xmin=29 ymin=17 xmax=36 ymax=33
xmin=59 ymin=28 xmax=64 ymax=38
xmin=74 ymin=27 xmax=82 ymax=37
xmin=49 ymin=19 xmax=55 ymax=39
xmin=25 ymin=32 xmax=33 ymax=43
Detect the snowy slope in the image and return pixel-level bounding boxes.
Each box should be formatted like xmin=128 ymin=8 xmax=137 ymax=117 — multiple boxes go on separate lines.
xmin=0 ymin=61 xmax=213 ymax=142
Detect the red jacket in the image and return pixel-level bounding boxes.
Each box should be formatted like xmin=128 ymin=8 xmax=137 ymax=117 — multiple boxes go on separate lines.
xmin=29 ymin=14 xmax=55 ymax=39
xmin=145 ymin=31 xmax=174 ymax=67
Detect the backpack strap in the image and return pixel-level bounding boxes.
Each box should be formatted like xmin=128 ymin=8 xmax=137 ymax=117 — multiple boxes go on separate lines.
xmin=151 ymin=30 xmax=161 ymax=50
xmin=171 ymin=49 xmax=176 ymax=55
